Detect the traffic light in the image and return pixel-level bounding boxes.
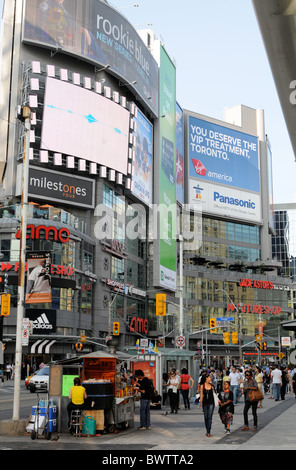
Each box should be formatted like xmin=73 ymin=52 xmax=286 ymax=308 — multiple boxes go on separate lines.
xmin=113 ymin=321 xmax=120 ymax=336
xmin=232 ymin=332 xmax=238 ymax=344
xmin=263 ymin=342 xmax=267 ymax=350
xmin=209 ymin=318 xmax=217 ymax=333
xmin=156 ymin=293 xmax=166 ymax=316
xmin=223 ymin=332 xmax=230 ymax=344
xmin=1 ymin=294 xmax=11 ymax=316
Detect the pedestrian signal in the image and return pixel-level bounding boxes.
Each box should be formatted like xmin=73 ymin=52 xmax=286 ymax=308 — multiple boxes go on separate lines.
xmin=113 ymin=321 xmax=120 ymax=336
xmin=263 ymin=342 xmax=267 ymax=350
xmin=232 ymin=332 xmax=238 ymax=344
xmin=156 ymin=293 xmax=166 ymax=316
xmin=223 ymin=332 xmax=230 ymax=344
xmin=209 ymin=318 xmax=217 ymax=333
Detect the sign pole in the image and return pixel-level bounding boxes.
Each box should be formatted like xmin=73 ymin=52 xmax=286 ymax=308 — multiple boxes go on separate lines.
xmin=13 ymin=106 xmax=31 ymax=421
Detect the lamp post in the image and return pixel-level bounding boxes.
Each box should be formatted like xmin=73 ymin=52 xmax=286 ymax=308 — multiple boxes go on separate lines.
xmin=13 ymin=106 xmax=31 ymax=421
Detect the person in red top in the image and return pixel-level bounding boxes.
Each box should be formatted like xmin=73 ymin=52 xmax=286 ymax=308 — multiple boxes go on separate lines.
xmin=180 ymin=368 xmax=195 ymax=410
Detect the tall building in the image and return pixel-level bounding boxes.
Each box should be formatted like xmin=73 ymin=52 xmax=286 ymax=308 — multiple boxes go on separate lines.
xmin=0 ymin=0 xmax=292 ymax=369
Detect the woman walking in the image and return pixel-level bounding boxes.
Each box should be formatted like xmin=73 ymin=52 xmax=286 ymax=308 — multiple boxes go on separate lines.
xmin=255 ymin=366 xmax=264 ymax=408
xmin=242 ymin=370 xmax=259 ymax=431
xmin=199 ymin=373 xmax=216 ymax=437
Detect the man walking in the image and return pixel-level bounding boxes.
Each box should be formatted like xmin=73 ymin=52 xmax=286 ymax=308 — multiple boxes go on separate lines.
xmin=271 ymin=364 xmax=282 ymax=401
xmin=229 ymin=366 xmax=241 ymax=405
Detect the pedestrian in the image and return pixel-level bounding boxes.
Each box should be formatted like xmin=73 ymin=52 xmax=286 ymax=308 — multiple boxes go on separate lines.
xmin=67 ymin=377 xmax=87 ymax=430
xmin=292 ymin=370 xmax=296 ymax=399
xmin=5 ymin=363 xmax=11 ymax=380
xmin=280 ymin=366 xmax=288 ymax=400
xmin=162 ymin=372 xmax=169 ymax=406
xmin=199 ymin=373 xmax=216 ymax=437
xmin=271 ymin=364 xmax=282 ymax=401
xmin=134 ymin=369 xmax=153 ymax=430
xmin=167 ymin=369 xmax=180 ymax=414
xmin=150 ymin=389 xmax=161 ymax=410
xmin=255 ymin=366 xmax=264 ymax=408
xmin=216 ymin=368 xmax=224 ymax=393
xmin=218 ymin=379 xmax=234 ymax=435
xmin=229 ymin=365 xmax=241 ymax=405
xmin=242 ymin=370 xmax=259 ymax=431
xmin=180 ymin=367 xmax=194 ymax=410
xmin=268 ymin=365 xmax=275 ymax=399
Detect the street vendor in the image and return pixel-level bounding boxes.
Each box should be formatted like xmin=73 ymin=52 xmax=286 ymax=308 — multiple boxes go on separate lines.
xmin=67 ymin=377 xmax=87 ymax=427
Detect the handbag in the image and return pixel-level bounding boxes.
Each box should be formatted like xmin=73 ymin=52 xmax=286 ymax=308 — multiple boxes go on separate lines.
xmin=248 ymin=388 xmax=264 ymax=402
xmin=213 ymin=391 xmax=219 ymax=407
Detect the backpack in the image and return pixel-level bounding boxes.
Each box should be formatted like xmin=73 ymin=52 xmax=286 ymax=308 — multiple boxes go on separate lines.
xmin=146 ymin=379 xmax=155 ymax=399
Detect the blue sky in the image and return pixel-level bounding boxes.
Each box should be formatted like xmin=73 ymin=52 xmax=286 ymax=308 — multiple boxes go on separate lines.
xmin=0 ymin=0 xmax=295 ymax=204
xmin=109 ymin=0 xmax=295 ymax=205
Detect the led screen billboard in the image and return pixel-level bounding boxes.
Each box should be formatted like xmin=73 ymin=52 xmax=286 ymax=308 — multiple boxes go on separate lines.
xmin=41 ymin=77 xmax=130 ymax=174
xmin=132 ymin=109 xmax=153 ymax=205
xmin=23 ymin=0 xmax=159 ymax=116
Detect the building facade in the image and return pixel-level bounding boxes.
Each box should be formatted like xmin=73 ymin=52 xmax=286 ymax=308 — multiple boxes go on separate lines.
xmin=0 ymin=0 xmax=293 ymax=369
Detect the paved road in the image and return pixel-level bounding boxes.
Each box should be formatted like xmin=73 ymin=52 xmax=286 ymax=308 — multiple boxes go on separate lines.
xmin=0 ymin=381 xmax=295 ymax=455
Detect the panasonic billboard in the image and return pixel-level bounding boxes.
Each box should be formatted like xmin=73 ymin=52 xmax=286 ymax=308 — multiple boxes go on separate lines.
xmin=187 ymin=115 xmax=261 ymax=223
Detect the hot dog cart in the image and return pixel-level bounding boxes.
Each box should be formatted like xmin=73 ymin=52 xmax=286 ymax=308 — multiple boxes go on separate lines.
xmin=49 ymin=350 xmax=137 ymax=433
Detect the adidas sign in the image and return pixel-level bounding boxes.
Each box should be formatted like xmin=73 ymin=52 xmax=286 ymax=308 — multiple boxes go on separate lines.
xmin=33 ymin=313 xmax=53 ymax=330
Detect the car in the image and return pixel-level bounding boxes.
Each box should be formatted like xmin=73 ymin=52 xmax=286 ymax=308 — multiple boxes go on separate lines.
xmin=28 ymin=366 xmax=49 ymax=393
xmin=25 ymin=374 xmax=33 ymax=389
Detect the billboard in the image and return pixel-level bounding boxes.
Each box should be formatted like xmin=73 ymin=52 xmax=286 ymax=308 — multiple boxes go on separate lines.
xmin=132 ymin=109 xmax=153 ymax=205
xmin=176 ymin=102 xmax=184 ymax=204
xmin=188 ymin=116 xmax=261 ymax=223
xmin=41 ymin=77 xmax=130 ymax=174
xmin=23 ymin=0 xmax=159 ymax=116
xmin=25 ymin=252 xmax=51 ymax=305
xmin=158 ymin=46 xmax=176 ymax=291
xmin=28 ymin=167 xmax=95 ymax=208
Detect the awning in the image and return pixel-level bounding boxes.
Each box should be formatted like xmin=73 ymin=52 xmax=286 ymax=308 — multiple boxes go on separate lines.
xmin=281 ymin=320 xmax=296 ymax=332
xmin=30 ymin=339 xmax=56 ymax=354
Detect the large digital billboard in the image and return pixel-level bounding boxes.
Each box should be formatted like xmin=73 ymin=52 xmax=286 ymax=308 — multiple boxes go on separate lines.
xmin=188 ymin=116 xmax=261 ymax=223
xmin=132 ymin=109 xmax=153 ymax=205
xmin=158 ymin=46 xmax=176 ymax=291
xmin=23 ymin=0 xmax=159 ymax=116
xmin=41 ymin=77 xmax=130 ymax=175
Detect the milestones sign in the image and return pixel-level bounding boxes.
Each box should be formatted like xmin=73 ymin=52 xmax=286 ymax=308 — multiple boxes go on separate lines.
xmin=28 ymin=167 xmax=95 ymax=208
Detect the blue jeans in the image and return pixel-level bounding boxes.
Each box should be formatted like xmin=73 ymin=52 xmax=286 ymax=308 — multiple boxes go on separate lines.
xmin=202 ymin=403 xmax=214 ymax=435
xmin=140 ymin=399 xmax=151 ymax=427
xmin=273 ymin=383 xmax=281 ymax=401
xmin=231 ymin=385 xmax=239 ymax=404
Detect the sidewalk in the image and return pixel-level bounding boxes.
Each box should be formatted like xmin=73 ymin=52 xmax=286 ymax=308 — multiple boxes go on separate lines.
xmin=1 ymin=391 xmax=295 ymax=450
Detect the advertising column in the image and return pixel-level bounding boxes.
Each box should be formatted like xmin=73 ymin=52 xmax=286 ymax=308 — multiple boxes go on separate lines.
xmin=154 ymin=46 xmax=177 ymax=291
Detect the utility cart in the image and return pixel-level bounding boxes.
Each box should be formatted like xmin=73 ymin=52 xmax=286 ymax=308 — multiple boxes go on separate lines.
xmin=26 ymin=392 xmax=57 ymax=440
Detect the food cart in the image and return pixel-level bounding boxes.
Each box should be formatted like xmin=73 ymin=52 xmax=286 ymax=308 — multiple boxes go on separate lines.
xmin=49 ymin=350 xmax=137 ymax=434
xmin=82 ymin=353 xmax=135 ymax=433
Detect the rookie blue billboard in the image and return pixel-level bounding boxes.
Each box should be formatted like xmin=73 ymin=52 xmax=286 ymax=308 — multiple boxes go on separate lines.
xmin=23 ymin=0 xmax=159 ymax=116
xmin=189 ymin=117 xmax=260 ymax=193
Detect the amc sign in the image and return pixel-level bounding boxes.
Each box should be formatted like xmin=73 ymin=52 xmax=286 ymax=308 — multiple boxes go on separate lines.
xmin=16 ymin=225 xmax=70 ymax=243
xmin=130 ymin=316 xmax=149 ymax=334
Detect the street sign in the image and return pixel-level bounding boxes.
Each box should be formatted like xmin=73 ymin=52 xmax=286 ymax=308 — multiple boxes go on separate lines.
xmin=176 ymin=335 xmax=185 ymax=347
xmin=22 ymin=328 xmax=29 ymax=346
xmin=278 ymin=352 xmax=285 ymax=359
xmin=216 ymin=317 xmax=234 ymax=322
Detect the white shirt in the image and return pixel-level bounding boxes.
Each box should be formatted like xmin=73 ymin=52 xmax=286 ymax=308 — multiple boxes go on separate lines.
xmin=271 ymin=369 xmax=282 ymax=384
xmin=229 ymin=371 xmax=240 ymax=386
